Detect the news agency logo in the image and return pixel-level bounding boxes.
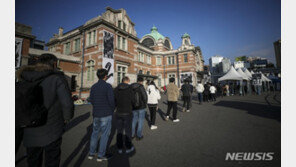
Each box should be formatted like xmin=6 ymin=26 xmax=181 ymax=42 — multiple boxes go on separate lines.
xmin=225 ymin=152 xmax=274 ymax=161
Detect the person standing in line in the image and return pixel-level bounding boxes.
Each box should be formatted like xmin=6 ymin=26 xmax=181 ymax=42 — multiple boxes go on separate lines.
xmin=114 ymin=77 xmax=135 ymax=154
xmin=181 ymin=78 xmax=193 ymax=112
xmin=165 ymin=78 xmax=180 ymax=122
xmin=16 ymin=54 xmax=74 ymax=167
xmin=210 ymin=84 xmax=217 ymax=102
xmin=196 ymin=81 xmax=205 ymax=104
xmin=225 ymin=84 xmax=230 ymax=96
xmin=88 ymin=69 xmax=115 ymax=161
xmin=147 ymin=81 xmax=161 ymax=130
xmin=131 ymin=77 xmax=148 ymax=140
xmin=203 ymin=83 xmax=210 ymax=102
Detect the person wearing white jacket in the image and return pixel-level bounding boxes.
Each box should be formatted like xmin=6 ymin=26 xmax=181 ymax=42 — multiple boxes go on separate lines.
xmin=147 ymin=81 xmax=161 ymax=130
xmin=209 ymin=84 xmax=217 ymax=102
xmin=196 ymin=81 xmax=205 ymax=104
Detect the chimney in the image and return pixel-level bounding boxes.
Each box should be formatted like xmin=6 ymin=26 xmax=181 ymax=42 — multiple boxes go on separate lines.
xmin=59 ymin=27 xmax=63 ymax=36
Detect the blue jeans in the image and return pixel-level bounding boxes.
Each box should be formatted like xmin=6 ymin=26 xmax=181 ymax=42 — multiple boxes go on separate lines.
xmin=132 ymin=109 xmax=146 ymax=138
xmin=89 ymin=115 xmax=112 ymax=157
xmin=256 ymin=85 xmax=262 ymax=95
xmin=197 ymin=93 xmax=203 ymax=103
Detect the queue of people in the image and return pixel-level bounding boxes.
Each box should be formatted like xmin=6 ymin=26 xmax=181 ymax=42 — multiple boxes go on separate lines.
xmin=15 ymin=54 xmax=239 ymax=166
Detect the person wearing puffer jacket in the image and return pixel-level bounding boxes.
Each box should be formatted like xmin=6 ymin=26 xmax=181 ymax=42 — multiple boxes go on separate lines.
xmin=147 ymin=81 xmax=161 ymax=130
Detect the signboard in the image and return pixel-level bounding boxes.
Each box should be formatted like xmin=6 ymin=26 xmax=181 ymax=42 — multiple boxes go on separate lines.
xmin=102 ymin=31 xmax=114 ymax=84
xmin=15 ymin=37 xmax=23 ymax=68
xmin=180 ymin=72 xmax=193 ymax=84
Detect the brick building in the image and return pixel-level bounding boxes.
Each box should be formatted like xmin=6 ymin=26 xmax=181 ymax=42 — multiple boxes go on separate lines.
xmin=46 ymin=7 xmax=204 ymax=98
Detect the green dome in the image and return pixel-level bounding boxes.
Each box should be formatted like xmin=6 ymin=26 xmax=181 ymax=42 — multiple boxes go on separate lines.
xmin=182 ymin=33 xmax=190 ymax=38
xmin=143 ymin=26 xmax=165 ymax=42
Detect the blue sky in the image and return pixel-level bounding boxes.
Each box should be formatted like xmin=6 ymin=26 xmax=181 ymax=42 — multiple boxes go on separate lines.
xmin=16 ymin=0 xmax=281 ymax=65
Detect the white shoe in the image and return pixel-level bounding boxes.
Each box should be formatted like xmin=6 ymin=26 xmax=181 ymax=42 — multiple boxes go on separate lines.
xmin=150 ymin=125 xmax=158 ymax=130
xmin=165 ymin=116 xmax=169 ymax=121
xmin=186 ymin=110 xmax=190 ymax=112
xmin=173 ymin=119 xmax=180 ymax=123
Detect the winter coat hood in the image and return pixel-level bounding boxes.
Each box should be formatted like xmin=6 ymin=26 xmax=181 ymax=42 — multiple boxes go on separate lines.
xmin=16 ymin=64 xmax=63 ymax=82
xmin=131 ymin=83 xmax=141 ymax=89
xmin=117 ymin=83 xmax=130 ymax=90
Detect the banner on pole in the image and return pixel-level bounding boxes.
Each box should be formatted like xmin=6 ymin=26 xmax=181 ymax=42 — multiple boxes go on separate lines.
xmin=102 ymin=31 xmax=114 ymax=84
xmin=15 ymin=37 xmax=23 ymax=68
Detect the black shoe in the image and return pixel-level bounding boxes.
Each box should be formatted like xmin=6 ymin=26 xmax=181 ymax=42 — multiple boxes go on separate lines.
xmin=136 ymin=136 xmax=144 ymax=141
xmin=97 ymin=154 xmax=113 ymax=162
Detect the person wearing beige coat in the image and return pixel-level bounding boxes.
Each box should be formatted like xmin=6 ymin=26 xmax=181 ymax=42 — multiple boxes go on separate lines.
xmin=165 ymin=78 xmax=180 ymax=122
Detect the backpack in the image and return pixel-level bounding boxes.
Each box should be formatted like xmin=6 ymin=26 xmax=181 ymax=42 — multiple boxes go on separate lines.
xmin=15 ymin=78 xmax=49 ymax=128
xmin=132 ymin=87 xmax=142 ymax=109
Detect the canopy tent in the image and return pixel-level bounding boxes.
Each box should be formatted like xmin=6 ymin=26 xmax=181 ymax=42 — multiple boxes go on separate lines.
xmin=243 ymin=68 xmax=253 ymax=79
xmin=259 ymin=72 xmax=272 ymax=82
xmin=218 ymin=66 xmax=243 ymax=82
xmin=236 ymin=68 xmax=250 ymax=80
xmin=250 ymin=70 xmax=255 ymax=75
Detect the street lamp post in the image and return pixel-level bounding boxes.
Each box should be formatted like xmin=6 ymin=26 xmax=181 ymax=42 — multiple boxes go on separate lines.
xmin=79 ymin=30 xmax=85 ymax=99
xmin=176 ymin=53 xmax=180 ymax=88
xmin=163 ymin=55 xmax=166 ymax=86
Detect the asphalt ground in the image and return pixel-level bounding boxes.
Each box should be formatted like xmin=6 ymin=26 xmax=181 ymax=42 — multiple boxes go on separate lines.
xmin=16 ymin=92 xmax=281 ymax=167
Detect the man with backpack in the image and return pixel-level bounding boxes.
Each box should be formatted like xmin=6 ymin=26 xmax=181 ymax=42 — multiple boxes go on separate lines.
xmin=181 ymin=78 xmax=193 ymax=112
xmin=131 ymin=77 xmax=147 ymax=140
xmin=16 ymin=53 xmax=74 ymax=167
xmin=114 ymin=76 xmax=135 ymax=154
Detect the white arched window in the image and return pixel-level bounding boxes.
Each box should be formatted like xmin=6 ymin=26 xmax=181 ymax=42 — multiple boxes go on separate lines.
xmin=87 ymin=60 xmax=95 ymax=81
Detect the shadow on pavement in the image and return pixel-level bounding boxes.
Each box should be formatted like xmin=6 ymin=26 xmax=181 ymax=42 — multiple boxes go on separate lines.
xmin=214 ymin=101 xmax=281 ymax=122
xmin=107 ymin=144 xmax=136 ymax=167
xmin=62 ymin=124 xmax=92 ymax=167
xmin=64 ymin=112 xmax=90 ymax=132
xmin=157 ymin=108 xmax=166 ymax=121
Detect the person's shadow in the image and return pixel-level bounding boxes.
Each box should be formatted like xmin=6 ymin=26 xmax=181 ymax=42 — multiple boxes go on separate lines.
xmin=61 ymin=124 xmax=92 ymax=167
xmin=107 ymin=143 xmax=136 ymax=167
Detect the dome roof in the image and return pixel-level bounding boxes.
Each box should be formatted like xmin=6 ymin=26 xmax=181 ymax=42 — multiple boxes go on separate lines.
xmin=182 ymin=32 xmax=190 ymax=38
xmin=143 ymin=26 xmax=165 ymax=42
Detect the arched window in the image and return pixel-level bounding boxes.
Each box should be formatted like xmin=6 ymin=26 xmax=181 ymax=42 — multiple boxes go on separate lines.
xmin=142 ymin=38 xmax=155 ymax=48
xmin=164 ymin=39 xmax=171 ymax=49
xmin=87 ymin=60 xmax=95 ymax=81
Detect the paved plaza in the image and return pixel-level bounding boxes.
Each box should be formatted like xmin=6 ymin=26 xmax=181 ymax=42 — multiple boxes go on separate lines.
xmin=16 ymin=92 xmax=281 ymax=167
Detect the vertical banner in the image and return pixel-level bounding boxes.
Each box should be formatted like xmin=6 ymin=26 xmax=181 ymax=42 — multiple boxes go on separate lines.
xmin=102 ymin=31 xmax=114 ymax=84
xmin=180 ymin=72 xmax=193 ymax=84
xmin=15 ymin=37 xmax=23 ymax=68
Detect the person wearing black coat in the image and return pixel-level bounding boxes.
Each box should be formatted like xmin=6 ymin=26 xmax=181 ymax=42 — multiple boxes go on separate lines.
xmin=181 ymin=79 xmax=193 ymax=112
xmin=114 ymin=76 xmax=135 ymax=153
xmin=16 ymin=54 xmax=74 ymax=167
xmin=131 ymin=77 xmax=147 ymax=140
xmin=203 ymin=83 xmax=210 ymax=102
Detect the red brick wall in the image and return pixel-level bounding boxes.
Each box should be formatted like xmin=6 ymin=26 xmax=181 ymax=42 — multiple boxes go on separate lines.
xmin=59 ymin=61 xmax=80 ymax=73
xmin=21 ymin=38 xmax=30 ymax=57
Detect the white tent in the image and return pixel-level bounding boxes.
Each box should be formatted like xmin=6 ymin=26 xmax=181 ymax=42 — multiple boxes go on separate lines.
xmin=236 ymin=68 xmax=250 ymax=80
xmin=243 ymin=69 xmax=253 ymax=79
xmin=259 ymin=72 xmax=272 ymax=82
xmin=250 ymin=70 xmax=255 ymax=75
xmin=218 ymin=66 xmax=243 ymax=82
